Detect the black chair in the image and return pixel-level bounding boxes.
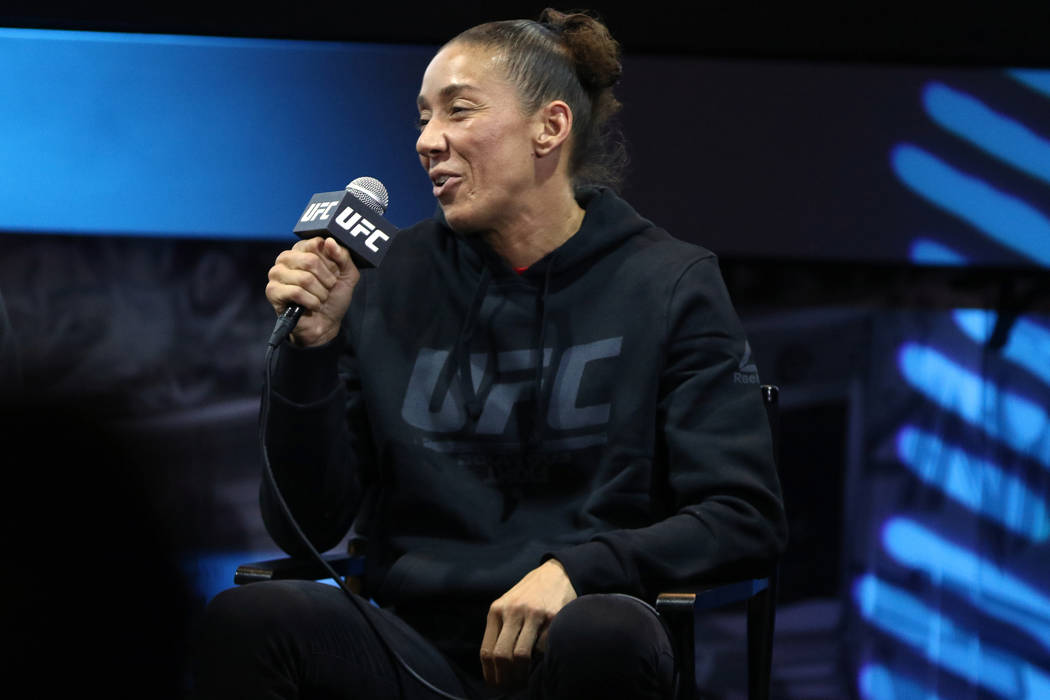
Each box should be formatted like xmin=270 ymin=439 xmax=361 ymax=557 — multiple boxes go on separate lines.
xmin=236 ymin=384 xmax=781 ymax=700
xmin=656 ymin=384 xmax=780 ymax=700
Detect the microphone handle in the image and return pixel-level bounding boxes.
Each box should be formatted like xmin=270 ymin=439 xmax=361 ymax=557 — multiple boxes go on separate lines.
xmin=268 ymin=304 xmax=305 ymax=348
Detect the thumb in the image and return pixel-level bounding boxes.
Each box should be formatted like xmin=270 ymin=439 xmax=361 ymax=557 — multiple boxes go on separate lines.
xmin=323 ymin=238 xmax=357 ymax=276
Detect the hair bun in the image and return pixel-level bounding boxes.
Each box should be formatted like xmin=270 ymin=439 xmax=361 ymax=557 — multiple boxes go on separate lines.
xmin=539 ymin=8 xmax=622 ymax=91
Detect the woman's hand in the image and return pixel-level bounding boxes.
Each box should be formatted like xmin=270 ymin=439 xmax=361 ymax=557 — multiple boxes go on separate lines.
xmin=265 ymin=237 xmax=360 ymax=347
xmin=480 ymin=559 xmax=577 ymax=688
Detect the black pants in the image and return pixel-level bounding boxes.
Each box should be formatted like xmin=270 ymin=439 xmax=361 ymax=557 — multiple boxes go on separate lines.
xmin=194 ymin=581 xmax=676 ymax=699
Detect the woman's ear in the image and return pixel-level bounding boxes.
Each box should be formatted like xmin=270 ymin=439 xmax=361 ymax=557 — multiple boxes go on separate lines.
xmin=534 ymin=100 xmax=573 ymax=157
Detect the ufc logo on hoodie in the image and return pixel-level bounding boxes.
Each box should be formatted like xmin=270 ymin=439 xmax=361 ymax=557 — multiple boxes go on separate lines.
xmin=400 ymin=337 xmax=623 ymax=436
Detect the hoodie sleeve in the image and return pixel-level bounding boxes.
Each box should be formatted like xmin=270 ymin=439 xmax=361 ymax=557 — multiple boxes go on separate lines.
xmin=259 ymin=321 xmax=373 ymax=557
xmin=550 ymin=254 xmax=788 ymax=600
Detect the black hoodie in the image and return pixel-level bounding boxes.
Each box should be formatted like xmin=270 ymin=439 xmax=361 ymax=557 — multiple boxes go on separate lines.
xmin=262 ymin=186 xmax=787 ymax=659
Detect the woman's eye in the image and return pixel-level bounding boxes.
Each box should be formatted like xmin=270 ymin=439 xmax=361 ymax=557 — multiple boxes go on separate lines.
xmin=416 ymin=105 xmax=468 ymax=130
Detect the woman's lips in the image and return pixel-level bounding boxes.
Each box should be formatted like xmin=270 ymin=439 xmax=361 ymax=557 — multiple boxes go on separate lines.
xmin=432 ymin=175 xmax=461 ymax=198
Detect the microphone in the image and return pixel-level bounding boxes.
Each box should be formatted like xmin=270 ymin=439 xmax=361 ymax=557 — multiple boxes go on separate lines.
xmin=269 ymin=176 xmax=399 ymax=347
xmin=294 ymin=176 xmax=396 ymax=266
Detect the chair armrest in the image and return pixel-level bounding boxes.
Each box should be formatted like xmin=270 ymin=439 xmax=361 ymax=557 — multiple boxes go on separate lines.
xmin=234 ymin=554 xmax=365 ymax=585
xmin=656 ymin=575 xmax=776 ymax=700
xmin=656 ymin=576 xmax=770 ymax=614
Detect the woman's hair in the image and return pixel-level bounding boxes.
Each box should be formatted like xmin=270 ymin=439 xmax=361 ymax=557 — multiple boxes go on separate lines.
xmin=449 ymin=8 xmax=627 ymax=191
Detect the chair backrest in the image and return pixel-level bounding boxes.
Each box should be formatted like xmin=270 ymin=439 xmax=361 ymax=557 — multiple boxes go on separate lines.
xmin=752 ymin=384 xmax=780 ymax=700
xmin=661 ymin=384 xmax=782 ymax=700
xmin=760 ymin=384 xmax=779 ymax=468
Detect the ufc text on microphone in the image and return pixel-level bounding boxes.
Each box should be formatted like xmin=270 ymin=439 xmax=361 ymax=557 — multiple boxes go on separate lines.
xmin=293 ymin=183 xmax=399 ymax=268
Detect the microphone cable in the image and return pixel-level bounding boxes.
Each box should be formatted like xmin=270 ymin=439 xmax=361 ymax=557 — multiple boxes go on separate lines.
xmin=260 ymin=327 xmax=474 ymax=700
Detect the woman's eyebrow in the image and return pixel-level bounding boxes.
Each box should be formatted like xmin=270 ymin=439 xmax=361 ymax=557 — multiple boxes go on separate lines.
xmin=417 ymin=82 xmax=477 ymax=108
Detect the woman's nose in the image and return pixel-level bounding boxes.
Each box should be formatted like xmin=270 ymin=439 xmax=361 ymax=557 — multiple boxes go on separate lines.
xmin=416 ymin=119 xmax=445 ymax=159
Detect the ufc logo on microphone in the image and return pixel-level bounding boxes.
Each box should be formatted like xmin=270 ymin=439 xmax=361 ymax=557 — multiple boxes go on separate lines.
xmin=300 ymin=201 xmax=340 ymax=222
xmin=335 ymin=206 xmax=391 ymax=253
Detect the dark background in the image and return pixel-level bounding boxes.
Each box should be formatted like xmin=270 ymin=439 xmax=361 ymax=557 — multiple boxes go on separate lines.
xmin=2 ymin=3 xmax=1048 ymax=698
xmin=5 ymin=3 xmax=1050 ymax=66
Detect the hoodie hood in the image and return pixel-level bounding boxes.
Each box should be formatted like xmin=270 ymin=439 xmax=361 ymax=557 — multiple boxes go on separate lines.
xmin=434 ymin=186 xmax=655 ymax=281
xmin=545 ymin=186 xmax=658 ymax=273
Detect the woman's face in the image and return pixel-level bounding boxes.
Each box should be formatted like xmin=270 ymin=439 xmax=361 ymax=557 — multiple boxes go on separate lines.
xmin=416 ymin=43 xmax=540 ymax=234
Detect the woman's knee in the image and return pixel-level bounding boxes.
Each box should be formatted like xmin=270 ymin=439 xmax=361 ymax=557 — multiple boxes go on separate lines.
xmin=540 ymin=594 xmax=675 ymax=699
xmin=547 ymin=594 xmax=668 ymax=658
xmin=203 ymin=581 xmax=311 ymax=640
xmin=203 ymin=583 xmax=365 ymax=670
xmin=194 ymin=581 xmax=379 ymax=697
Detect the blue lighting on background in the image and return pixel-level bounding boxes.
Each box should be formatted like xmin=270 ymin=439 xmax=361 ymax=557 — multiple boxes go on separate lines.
xmin=184 ymin=549 xmax=347 ymax=603
xmin=898 ymin=343 xmax=1049 ymax=466
xmin=895 ymin=427 xmax=1050 ymax=541
xmin=922 ymin=83 xmax=1050 ymax=187
xmin=853 ymin=574 xmax=1050 ymax=698
xmin=882 ymin=517 xmax=1050 ymax=647
xmin=859 ymin=664 xmax=946 ymax=700
xmin=908 ymin=238 xmax=968 ymax=266
xmin=952 ymin=310 xmax=1050 ymax=386
xmin=185 ymin=550 xmax=284 ymax=603
xmin=872 ymin=69 xmax=1050 ymax=700
xmin=1009 ymin=69 xmax=1050 ymax=99
xmin=0 ymin=28 xmax=436 ymax=238
xmin=891 ymin=144 xmax=1050 ymax=266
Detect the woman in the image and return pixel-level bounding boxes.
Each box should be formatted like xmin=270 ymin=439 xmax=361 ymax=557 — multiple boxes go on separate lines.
xmin=196 ymin=9 xmax=786 ymax=699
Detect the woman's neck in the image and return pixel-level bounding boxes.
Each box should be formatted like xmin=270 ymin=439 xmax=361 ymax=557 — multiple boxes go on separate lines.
xmin=482 ymin=186 xmax=585 ymax=270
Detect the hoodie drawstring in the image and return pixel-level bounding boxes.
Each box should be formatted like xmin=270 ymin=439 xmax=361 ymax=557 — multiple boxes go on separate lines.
xmin=429 ymin=255 xmax=553 ymax=521
xmin=429 ymin=265 xmax=492 ymax=420
xmin=530 ymin=260 xmax=554 ymax=445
